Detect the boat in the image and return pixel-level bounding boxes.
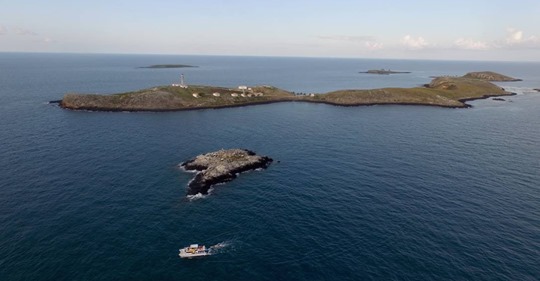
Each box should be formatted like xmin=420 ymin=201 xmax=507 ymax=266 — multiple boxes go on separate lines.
xmin=179 ymin=244 xmax=210 ymax=259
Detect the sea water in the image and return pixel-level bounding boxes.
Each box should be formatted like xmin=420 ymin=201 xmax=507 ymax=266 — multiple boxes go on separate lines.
xmin=0 ymin=53 xmax=539 ymax=280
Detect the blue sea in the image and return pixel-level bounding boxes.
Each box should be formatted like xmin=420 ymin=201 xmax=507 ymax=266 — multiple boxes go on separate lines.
xmin=0 ymin=53 xmax=539 ymax=280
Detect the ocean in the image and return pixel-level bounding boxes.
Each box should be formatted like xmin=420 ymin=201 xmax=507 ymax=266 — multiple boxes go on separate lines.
xmin=0 ymin=53 xmax=539 ymax=280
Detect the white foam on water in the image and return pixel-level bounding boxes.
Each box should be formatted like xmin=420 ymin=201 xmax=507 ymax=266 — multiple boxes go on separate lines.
xmin=208 ymin=241 xmax=233 ymax=255
xmin=503 ymin=86 xmax=539 ymax=95
xmin=186 ymin=192 xmax=208 ymax=201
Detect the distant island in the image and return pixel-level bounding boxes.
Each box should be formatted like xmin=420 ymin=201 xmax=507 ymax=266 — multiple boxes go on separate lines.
xmin=461 ymin=71 xmax=521 ymax=81
xmin=181 ymin=149 xmax=272 ymax=195
xmin=58 ymin=72 xmax=518 ymax=111
xmin=139 ymin=64 xmax=197 ymax=69
xmin=360 ymin=69 xmax=411 ymax=75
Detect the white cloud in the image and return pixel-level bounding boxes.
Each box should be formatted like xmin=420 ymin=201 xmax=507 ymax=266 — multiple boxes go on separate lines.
xmin=364 ymin=41 xmax=383 ymax=50
xmin=13 ymin=27 xmax=38 ymax=36
xmin=43 ymin=37 xmax=54 ymax=43
xmin=318 ymin=34 xmax=382 ymax=50
xmin=504 ymin=27 xmax=538 ymax=47
xmin=454 ymin=38 xmax=490 ymax=50
xmin=506 ymin=28 xmax=523 ymax=44
xmin=401 ymin=35 xmax=429 ymax=50
xmin=318 ymin=35 xmax=376 ymax=42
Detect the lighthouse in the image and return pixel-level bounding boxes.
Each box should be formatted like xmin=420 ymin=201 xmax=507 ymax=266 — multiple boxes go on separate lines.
xmin=179 ymin=74 xmax=188 ymax=88
xmin=172 ymin=74 xmax=188 ymax=88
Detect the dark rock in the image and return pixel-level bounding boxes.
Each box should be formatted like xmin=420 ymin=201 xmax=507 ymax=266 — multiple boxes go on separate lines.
xmin=181 ymin=149 xmax=272 ymax=195
xmin=492 ymin=98 xmax=506 ymax=101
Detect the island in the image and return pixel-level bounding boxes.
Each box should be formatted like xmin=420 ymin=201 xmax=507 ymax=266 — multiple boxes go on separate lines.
xmin=60 ymin=85 xmax=295 ymax=111
xmin=180 ymin=149 xmax=273 ymax=195
xmin=462 ymin=71 xmax=522 ymax=81
xmin=59 ymin=73 xmax=513 ymax=111
xmin=139 ymin=64 xmax=197 ymax=69
xmin=360 ymin=69 xmax=411 ymax=75
xmin=534 ymin=89 xmax=540 ymax=92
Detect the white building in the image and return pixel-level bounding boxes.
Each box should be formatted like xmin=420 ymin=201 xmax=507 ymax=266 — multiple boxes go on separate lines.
xmin=213 ymin=92 xmax=221 ymax=97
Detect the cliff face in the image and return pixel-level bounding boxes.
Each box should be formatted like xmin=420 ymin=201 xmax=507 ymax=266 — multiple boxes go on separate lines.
xmin=463 ymin=71 xmax=522 ymax=82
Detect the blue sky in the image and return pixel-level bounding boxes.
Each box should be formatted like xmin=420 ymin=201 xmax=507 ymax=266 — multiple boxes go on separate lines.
xmin=1 ymin=0 xmax=540 ymax=61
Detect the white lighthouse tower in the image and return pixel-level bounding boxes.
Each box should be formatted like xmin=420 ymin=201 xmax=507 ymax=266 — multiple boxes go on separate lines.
xmin=172 ymin=73 xmax=188 ymax=88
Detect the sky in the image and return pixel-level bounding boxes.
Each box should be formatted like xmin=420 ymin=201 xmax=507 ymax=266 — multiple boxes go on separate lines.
xmin=1 ymin=0 xmax=540 ymax=61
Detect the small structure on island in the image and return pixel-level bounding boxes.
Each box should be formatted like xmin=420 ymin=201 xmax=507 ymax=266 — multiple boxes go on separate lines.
xmin=238 ymin=85 xmax=248 ymax=95
xmin=192 ymin=93 xmax=200 ymax=98
xmin=213 ymin=92 xmax=221 ymax=97
xmin=172 ymin=74 xmax=188 ymax=88
xmin=231 ymin=93 xmax=239 ymax=97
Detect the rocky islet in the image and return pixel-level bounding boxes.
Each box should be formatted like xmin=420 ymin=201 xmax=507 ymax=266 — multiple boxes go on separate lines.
xmin=180 ymin=149 xmax=273 ymax=195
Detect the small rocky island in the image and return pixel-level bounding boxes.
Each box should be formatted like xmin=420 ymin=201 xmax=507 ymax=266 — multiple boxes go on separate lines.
xmin=462 ymin=71 xmax=522 ymax=81
xmin=361 ymin=69 xmax=411 ymax=75
xmin=180 ymin=149 xmax=273 ymax=195
xmin=140 ymin=64 xmax=196 ymax=68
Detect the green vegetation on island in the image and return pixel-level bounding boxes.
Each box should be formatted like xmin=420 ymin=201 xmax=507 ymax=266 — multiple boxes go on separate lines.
xmin=139 ymin=64 xmax=197 ymax=69
xmin=462 ymin=71 xmax=521 ymax=81
xmin=61 ymin=85 xmax=295 ymax=111
xmin=59 ymin=72 xmax=515 ymax=112
xmin=310 ymin=76 xmax=507 ymax=108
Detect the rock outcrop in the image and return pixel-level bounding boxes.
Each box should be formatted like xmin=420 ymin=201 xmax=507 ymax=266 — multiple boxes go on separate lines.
xmin=181 ymin=149 xmax=273 ymax=195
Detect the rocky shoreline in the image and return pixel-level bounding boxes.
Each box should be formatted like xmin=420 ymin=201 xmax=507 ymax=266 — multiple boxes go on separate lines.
xmin=180 ymin=149 xmax=273 ymax=195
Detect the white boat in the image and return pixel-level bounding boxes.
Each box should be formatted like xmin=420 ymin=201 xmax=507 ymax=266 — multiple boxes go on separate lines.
xmin=179 ymin=244 xmax=209 ymax=259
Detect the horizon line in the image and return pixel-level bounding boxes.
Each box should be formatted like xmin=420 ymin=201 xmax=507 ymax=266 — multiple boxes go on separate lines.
xmin=1 ymin=50 xmax=538 ymax=63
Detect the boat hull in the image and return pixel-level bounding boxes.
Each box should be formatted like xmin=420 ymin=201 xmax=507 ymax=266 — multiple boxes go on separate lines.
xmin=179 ymin=248 xmax=209 ymax=259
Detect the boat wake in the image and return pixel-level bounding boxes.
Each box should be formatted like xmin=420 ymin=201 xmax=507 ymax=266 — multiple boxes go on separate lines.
xmin=207 ymin=241 xmax=232 ymax=255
